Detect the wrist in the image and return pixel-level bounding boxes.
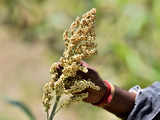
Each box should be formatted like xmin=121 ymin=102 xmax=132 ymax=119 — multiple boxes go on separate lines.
xmin=103 ymin=86 xmax=136 ymax=118
xmin=92 ymin=80 xmax=114 ymax=107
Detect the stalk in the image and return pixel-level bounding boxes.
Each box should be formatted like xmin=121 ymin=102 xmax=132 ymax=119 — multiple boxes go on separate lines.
xmin=48 ymin=96 xmax=61 ymax=120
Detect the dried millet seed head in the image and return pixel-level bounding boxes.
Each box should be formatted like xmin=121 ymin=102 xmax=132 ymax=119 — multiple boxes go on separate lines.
xmin=42 ymin=8 xmax=99 ymax=114
xmin=62 ymin=8 xmax=97 ymax=59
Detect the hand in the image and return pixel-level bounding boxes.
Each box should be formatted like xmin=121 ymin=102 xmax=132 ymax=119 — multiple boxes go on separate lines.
xmin=56 ymin=61 xmax=108 ymax=104
xmin=76 ymin=61 xmax=107 ymax=104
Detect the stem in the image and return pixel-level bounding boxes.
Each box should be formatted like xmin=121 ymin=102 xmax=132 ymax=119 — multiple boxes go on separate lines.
xmin=48 ymin=96 xmax=61 ymax=120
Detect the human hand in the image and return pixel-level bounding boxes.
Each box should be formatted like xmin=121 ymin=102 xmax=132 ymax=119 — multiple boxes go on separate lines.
xmin=76 ymin=61 xmax=108 ymax=104
xmin=56 ymin=61 xmax=110 ymax=105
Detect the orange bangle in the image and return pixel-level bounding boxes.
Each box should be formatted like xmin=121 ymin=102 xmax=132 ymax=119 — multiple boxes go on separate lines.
xmin=93 ymin=80 xmax=113 ymax=107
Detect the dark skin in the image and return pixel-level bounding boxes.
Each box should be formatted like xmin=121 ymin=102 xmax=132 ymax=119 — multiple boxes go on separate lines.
xmin=57 ymin=61 xmax=136 ymax=119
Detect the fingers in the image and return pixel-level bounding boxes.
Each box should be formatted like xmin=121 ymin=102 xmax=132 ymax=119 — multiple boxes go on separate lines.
xmin=56 ymin=62 xmax=63 ymax=69
xmin=80 ymin=61 xmax=89 ymax=67
xmin=54 ymin=62 xmax=63 ymax=78
xmin=80 ymin=61 xmax=97 ymax=72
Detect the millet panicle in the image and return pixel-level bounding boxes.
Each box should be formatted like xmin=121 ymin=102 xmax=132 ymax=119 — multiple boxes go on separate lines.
xmin=42 ymin=8 xmax=100 ymax=114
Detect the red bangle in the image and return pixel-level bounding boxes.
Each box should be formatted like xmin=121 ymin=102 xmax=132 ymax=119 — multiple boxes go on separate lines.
xmin=93 ymin=80 xmax=113 ymax=107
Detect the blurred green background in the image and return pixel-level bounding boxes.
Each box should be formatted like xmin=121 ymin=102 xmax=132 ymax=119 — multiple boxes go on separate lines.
xmin=1 ymin=0 xmax=160 ymax=120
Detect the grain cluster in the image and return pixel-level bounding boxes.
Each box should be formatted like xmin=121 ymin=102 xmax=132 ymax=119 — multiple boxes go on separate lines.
xmin=42 ymin=8 xmax=99 ymax=114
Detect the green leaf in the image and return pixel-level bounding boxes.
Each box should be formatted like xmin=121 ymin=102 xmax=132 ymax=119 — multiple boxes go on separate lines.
xmin=5 ymin=98 xmax=36 ymax=120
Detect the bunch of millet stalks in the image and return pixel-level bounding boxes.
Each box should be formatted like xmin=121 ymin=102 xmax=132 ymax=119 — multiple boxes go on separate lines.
xmin=42 ymin=8 xmax=100 ymax=120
